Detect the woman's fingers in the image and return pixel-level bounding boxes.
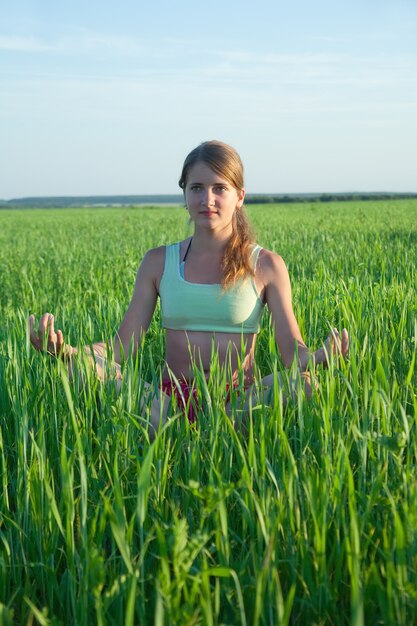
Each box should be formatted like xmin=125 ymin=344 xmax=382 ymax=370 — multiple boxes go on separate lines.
xmin=29 ymin=314 xmax=39 ymax=348
xmin=326 ymin=327 xmax=349 ymax=361
xmin=38 ymin=312 xmax=52 ymax=339
xmin=47 ymin=314 xmax=57 ymax=344
xmin=56 ymin=329 xmax=65 ymax=355
xmin=29 ymin=313 xmax=50 ymax=350
xmin=29 ymin=313 xmax=63 ymax=355
xmin=46 ymin=314 xmax=63 ymax=355
xmin=341 ymin=328 xmax=349 ymax=358
xmin=331 ymin=328 xmax=341 ymax=353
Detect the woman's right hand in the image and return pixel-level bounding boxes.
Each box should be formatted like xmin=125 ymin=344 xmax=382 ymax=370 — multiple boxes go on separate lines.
xmin=29 ymin=313 xmax=75 ymax=359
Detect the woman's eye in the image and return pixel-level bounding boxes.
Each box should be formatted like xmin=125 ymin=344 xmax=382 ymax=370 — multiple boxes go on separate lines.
xmin=190 ymin=185 xmax=201 ymax=192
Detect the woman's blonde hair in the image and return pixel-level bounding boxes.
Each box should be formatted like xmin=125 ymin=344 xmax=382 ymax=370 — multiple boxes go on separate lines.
xmin=179 ymin=140 xmax=255 ymax=289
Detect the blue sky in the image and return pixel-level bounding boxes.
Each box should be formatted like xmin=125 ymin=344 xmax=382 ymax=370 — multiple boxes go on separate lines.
xmin=1 ymin=0 xmax=416 ymax=197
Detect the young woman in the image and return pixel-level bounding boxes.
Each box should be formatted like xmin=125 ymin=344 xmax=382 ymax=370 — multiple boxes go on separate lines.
xmin=29 ymin=140 xmax=349 ymax=431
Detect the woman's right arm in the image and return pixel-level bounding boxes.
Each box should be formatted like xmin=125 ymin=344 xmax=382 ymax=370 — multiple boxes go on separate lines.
xmin=112 ymin=247 xmax=163 ymax=362
xmin=29 ymin=247 xmax=165 ymax=375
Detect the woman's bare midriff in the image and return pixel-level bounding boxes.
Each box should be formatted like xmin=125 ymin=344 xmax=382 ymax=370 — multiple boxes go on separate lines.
xmin=163 ymin=328 xmax=257 ymax=384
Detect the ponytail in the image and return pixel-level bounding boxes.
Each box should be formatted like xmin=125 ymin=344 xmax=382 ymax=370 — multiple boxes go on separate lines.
xmin=221 ymin=205 xmax=256 ymax=289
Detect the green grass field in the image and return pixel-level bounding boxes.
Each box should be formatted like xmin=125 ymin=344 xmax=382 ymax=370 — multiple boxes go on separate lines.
xmin=0 ymin=200 xmax=416 ymax=625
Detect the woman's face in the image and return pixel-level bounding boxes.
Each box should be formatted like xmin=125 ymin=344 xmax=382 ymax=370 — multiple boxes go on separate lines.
xmin=184 ymin=161 xmax=245 ymax=233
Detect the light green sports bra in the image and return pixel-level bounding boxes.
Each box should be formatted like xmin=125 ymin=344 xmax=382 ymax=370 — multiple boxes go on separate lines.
xmin=159 ymin=243 xmax=264 ymax=333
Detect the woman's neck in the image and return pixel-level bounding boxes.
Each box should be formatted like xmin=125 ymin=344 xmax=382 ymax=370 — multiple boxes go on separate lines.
xmin=191 ymin=227 xmax=232 ymax=253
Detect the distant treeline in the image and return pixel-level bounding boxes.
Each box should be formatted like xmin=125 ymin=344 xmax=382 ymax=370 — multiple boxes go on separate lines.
xmin=245 ymin=192 xmax=417 ymax=204
xmin=1 ymin=192 xmax=416 ymax=208
xmin=0 ymin=195 xmax=184 ymax=208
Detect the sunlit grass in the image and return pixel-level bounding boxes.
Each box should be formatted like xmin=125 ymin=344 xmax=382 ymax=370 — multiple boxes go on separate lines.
xmin=0 ymin=200 xmax=416 ymax=624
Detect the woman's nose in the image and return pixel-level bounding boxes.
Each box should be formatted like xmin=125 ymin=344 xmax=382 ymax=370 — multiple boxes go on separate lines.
xmin=201 ymin=188 xmax=215 ymax=206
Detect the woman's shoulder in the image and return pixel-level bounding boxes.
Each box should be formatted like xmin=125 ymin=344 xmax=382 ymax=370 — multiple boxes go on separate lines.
xmin=141 ymin=245 xmax=166 ymax=265
xmin=139 ymin=240 xmax=188 ymax=271
xmin=256 ymin=247 xmax=289 ymax=285
xmin=141 ymin=240 xmax=181 ymax=259
xmin=257 ymin=246 xmax=287 ymax=270
xmin=136 ymin=246 xmax=166 ymax=284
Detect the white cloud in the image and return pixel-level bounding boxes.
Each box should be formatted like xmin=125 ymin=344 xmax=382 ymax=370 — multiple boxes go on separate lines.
xmin=0 ymin=31 xmax=156 ymax=56
xmin=0 ymin=35 xmax=49 ymax=52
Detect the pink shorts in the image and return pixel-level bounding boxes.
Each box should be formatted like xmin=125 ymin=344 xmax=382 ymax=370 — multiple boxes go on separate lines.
xmin=160 ymin=379 xmax=199 ymax=423
xmin=160 ymin=379 xmax=248 ymax=423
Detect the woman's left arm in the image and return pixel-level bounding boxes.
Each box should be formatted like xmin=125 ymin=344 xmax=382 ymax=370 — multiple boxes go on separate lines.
xmin=259 ymin=250 xmax=348 ymax=371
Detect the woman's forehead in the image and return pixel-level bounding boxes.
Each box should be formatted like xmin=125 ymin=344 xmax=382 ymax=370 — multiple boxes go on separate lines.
xmin=186 ymin=161 xmax=230 ymax=184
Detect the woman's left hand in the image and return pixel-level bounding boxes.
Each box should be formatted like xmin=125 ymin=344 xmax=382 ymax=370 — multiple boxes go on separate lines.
xmin=314 ymin=328 xmax=349 ymax=367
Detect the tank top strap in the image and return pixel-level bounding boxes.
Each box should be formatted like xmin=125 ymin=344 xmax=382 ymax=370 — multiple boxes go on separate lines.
xmin=164 ymin=243 xmax=180 ymax=279
xmin=251 ymin=244 xmax=262 ymax=270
